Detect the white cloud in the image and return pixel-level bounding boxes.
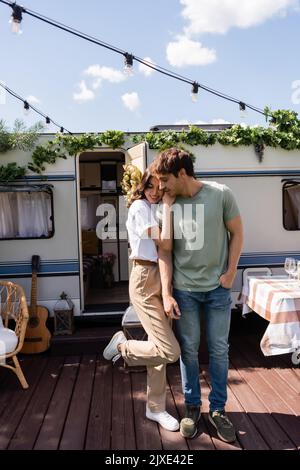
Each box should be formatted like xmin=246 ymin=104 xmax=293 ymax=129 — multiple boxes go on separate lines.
xmin=92 ymin=78 xmax=102 ymax=90
xmin=166 ymin=36 xmax=216 ymax=67
xmin=26 ymin=95 xmax=41 ymax=104
xmin=84 ymin=65 xmax=125 ymax=83
xmin=138 ymin=57 xmax=155 ymax=77
xmin=73 ymin=80 xmax=95 ymax=103
xmin=122 ymin=92 xmax=140 ymax=112
xmin=180 ymin=0 xmax=299 ymax=36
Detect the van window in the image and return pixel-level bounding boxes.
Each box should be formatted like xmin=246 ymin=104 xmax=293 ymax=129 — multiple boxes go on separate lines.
xmin=0 ymin=186 xmax=54 ymax=239
xmin=283 ymin=181 xmax=300 ymax=231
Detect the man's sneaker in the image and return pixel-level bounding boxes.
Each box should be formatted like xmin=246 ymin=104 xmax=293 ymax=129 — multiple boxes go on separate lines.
xmin=103 ymin=331 xmax=127 ymax=364
xmin=180 ymin=405 xmax=201 ymax=439
xmin=208 ymin=410 xmax=236 ymax=443
xmin=146 ymin=406 xmax=179 ymax=431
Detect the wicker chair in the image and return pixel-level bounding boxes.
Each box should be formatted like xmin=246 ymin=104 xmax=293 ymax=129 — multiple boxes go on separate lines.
xmin=0 ymin=281 xmax=29 ymax=389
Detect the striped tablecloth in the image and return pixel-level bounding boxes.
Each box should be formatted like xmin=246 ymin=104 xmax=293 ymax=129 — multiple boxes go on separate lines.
xmin=240 ymin=277 xmax=300 ymax=356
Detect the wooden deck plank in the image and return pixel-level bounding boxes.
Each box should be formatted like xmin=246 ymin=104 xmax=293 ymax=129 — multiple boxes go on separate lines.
xmin=240 ymin=335 xmax=300 ymax=398
xmin=0 ymin=356 xmax=34 ymax=419
xmin=158 ymin=365 xmax=188 ymax=451
xmin=8 ymin=357 xmax=62 ymax=450
xmin=85 ymin=356 xmax=113 ymax=450
xmin=131 ymin=371 xmax=162 ymax=450
xmin=111 ymin=365 xmax=136 ymax=450
xmin=230 ymin=342 xmax=300 ymax=448
xmin=59 ymin=355 xmax=96 ymax=450
xmin=198 ymin=374 xmax=242 ymax=451
xmin=227 ymin=351 xmax=296 ymax=450
xmin=0 ymin=355 xmax=48 ymax=450
xmin=167 ymin=364 xmax=215 ymax=451
xmin=1 ymin=326 xmax=299 ymax=451
xmin=202 ymin=365 xmax=269 ymax=450
xmin=34 ymin=356 xmax=80 ymax=450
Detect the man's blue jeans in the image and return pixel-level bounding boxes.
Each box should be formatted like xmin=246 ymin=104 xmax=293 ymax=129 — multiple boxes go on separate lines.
xmin=173 ymin=286 xmax=232 ymax=412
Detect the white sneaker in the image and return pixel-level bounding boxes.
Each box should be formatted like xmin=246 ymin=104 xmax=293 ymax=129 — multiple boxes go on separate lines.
xmin=103 ymin=331 xmax=127 ymax=363
xmin=146 ymin=406 xmax=179 ymax=431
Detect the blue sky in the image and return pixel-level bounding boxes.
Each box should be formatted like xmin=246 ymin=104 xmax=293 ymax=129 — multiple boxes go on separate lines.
xmin=0 ymin=0 xmax=299 ymax=133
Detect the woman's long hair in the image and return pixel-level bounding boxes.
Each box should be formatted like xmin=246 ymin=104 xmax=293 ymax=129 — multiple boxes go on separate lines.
xmin=128 ymin=167 xmax=155 ymax=207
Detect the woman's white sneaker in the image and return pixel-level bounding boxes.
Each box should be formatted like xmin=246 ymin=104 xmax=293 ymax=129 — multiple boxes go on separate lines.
xmin=103 ymin=331 xmax=127 ymax=363
xmin=146 ymin=407 xmax=179 ymax=431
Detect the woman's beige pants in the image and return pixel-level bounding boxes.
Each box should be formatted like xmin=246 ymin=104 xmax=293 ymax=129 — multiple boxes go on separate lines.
xmin=120 ymin=262 xmax=180 ymax=412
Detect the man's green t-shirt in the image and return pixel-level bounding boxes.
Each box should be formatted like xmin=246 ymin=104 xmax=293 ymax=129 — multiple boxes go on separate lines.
xmin=171 ymin=181 xmax=240 ymax=292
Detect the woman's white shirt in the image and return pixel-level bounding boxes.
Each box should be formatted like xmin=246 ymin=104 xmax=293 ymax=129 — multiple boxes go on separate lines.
xmin=126 ymin=199 xmax=159 ymax=262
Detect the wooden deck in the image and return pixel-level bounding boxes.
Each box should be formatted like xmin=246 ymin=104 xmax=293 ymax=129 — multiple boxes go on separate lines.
xmin=0 ymin=326 xmax=299 ymax=450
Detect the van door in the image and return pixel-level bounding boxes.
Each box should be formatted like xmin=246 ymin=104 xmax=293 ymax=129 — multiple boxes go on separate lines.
xmin=126 ymin=142 xmax=147 ymax=172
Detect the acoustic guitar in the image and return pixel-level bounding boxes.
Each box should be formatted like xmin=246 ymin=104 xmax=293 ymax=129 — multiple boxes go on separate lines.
xmin=21 ymin=255 xmax=51 ymax=354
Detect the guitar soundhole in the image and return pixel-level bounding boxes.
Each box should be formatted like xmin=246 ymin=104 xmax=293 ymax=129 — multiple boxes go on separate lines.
xmin=29 ymin=317 xmax=40 ymax=328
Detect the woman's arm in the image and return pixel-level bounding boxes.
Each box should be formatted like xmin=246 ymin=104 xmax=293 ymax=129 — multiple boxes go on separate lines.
xmin=147 ymin=199 xmax=173 ymax=251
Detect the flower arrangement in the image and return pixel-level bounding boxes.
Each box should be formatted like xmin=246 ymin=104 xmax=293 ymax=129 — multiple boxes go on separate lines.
xmin=121 ymin=164 xmax=142 ymax=206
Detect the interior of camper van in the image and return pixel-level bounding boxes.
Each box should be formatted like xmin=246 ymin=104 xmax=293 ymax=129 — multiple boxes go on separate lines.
xmin=79 ymin=152 xmax=129 ymax=313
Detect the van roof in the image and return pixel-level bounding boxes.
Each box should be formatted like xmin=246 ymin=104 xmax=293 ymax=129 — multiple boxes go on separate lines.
xmin=149 ymin=123 xmax=233 ymax=132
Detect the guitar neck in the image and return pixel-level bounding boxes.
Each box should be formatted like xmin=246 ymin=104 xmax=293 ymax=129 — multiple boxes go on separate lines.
xmin=30 ymin=273 xmax=38 ymax=317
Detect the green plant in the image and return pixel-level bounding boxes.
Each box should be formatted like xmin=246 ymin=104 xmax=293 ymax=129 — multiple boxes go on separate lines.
xmin=1 ymin=108 xmax=300 ymax=181
xmin=100 ymin=130 xmax=125 ymax=148
xmin=0 ymin=162 xmax=27 ymax=181
xmin=0 ymin=119 xmax=43 ymax=153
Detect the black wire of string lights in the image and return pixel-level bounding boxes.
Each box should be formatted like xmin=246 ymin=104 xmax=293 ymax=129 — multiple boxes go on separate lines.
xmin=0 ymin=0 xmax=268 ymax=118
xmin=0 ymin=82 xmax=73 ymax=134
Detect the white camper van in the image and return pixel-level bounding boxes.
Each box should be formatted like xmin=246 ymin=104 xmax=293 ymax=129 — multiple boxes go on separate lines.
xmin=0 ymin=126 xmax=299 ymax=317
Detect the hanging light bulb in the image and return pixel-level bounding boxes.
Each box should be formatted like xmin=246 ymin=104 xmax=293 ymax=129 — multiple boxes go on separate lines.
xmin=124 ymin=53 xmax=134 ymax=76
xmin=239 ymin=102 xmax=247 ymax=121
xmin=9 ymin=3 xmax=23 ymax=34
xmin=191 ymin=82 xmax=199 ymax=103
xmin=45 ymin=116 xmax=51 ymax=130
xmin=23 ymin=100 xmax=30 ymax=115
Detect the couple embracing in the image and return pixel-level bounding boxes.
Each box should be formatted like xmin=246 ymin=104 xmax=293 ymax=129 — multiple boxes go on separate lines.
xmin=104 ymin=147 xmax=243 ymax=443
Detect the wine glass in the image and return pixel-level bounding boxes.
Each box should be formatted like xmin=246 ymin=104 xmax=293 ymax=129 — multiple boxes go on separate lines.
xmin=284 ymin=258 xmax=295 ymax=279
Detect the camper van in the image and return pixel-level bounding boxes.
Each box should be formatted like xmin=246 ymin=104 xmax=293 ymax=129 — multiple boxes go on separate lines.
xmin=0 ymin=126 xmax=300 ymax=317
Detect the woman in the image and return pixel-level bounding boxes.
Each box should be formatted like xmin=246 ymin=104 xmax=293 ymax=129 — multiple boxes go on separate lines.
xmin=103 ymin=167 xmax=181 ymax=431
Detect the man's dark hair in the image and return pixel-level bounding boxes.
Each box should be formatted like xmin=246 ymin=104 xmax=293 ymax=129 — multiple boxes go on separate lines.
xmin=153 ymin=147 xmax=195 ymax=178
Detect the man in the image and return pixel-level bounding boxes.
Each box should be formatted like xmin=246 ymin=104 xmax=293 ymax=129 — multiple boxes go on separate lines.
xmin=153 ymin=147 xmax=243 ymax=442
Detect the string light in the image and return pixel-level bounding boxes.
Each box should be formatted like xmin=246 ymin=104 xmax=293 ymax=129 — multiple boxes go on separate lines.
xmin=9 ymin=2 xmax=23 ymax=34
xmin=124 ymin=53 xmax=133 ymax=76
xmin=23 ymin=100 xmax=29 ymax=114
xmin=191 ymin=82 xmax=199 ymax=103
xmin=0 ymin=0 xmax=268 ymax=117
xmin=0 ymin=81 xmax=72 ymax=134
xmin=239 ymin=101 xmax=247 ymax=121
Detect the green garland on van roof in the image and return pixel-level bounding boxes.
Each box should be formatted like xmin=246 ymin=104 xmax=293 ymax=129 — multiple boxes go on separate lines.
xmin=0 ymin=108 xmax=300 ymax=181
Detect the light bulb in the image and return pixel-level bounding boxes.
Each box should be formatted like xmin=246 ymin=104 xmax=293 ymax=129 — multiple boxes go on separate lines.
xmin=10 ymin=4 xmax=23 ymax=35
xmin=9 ymin=18 xmax=22 ymax=34
xmin=191 ymin=82 xmax=199 ymax=103
xmin=239 ymin=102 xmax=247 ymax=122
xmin=23 ymin=101 xmax=30 ymax=115
xmin=124 ymin=53 xmax=134 ymax=76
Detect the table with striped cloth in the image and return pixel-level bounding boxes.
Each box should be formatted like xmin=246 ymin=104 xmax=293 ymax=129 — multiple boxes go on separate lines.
xmin=240 ymin=277 xmax=300 ymax=356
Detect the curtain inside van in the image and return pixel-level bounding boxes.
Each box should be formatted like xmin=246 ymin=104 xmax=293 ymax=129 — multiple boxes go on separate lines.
xmin=283 ymin=184 xmax=300 ymax=230
xmin=0 ymin=188 xmax=53 ymax=239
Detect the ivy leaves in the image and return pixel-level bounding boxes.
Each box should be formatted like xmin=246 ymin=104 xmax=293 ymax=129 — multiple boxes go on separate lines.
xmin=1 ymin=108 xmax=300 ymax=181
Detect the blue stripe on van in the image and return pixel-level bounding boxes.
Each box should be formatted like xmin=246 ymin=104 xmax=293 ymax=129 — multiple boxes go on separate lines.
xmin=22 ymin=175 xmax=76 ymax=181
xmin=0 ymin=260 xmax=79 ymax=276
xmin=195 ymin=170 xmax=300 ymax=177
xmin=239 ymin=252 xmax=300 ymax=266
